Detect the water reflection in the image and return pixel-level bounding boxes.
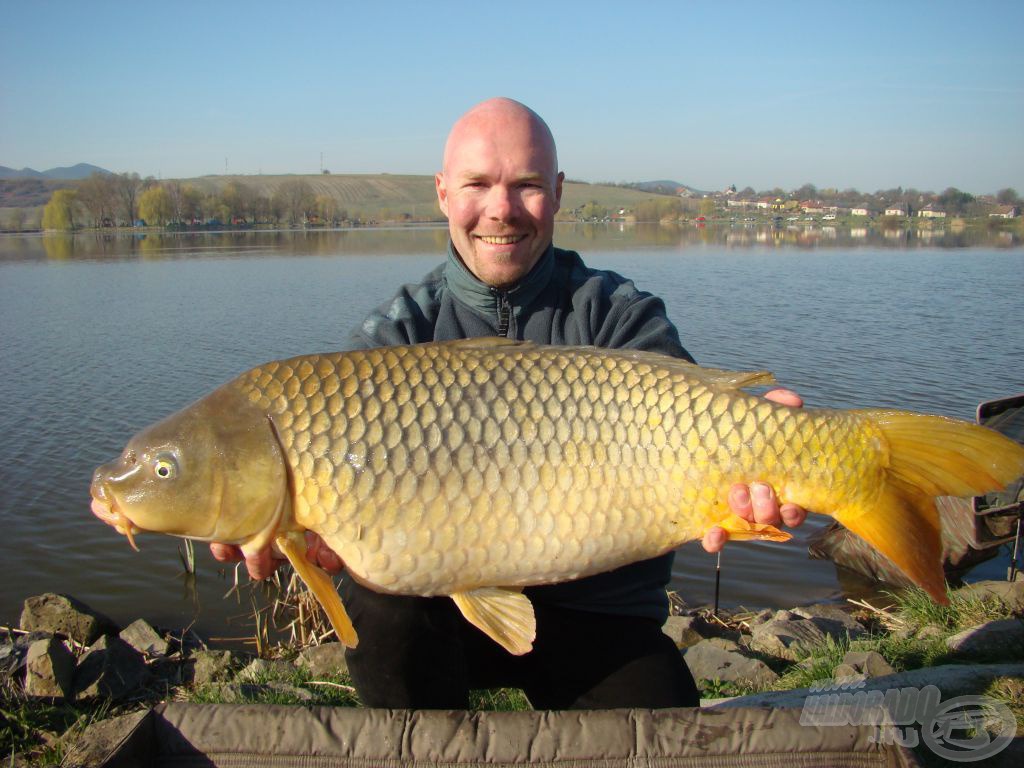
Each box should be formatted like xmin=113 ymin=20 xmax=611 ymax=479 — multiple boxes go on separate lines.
xmin=3 ymin=221 xmax=1019 ymax=263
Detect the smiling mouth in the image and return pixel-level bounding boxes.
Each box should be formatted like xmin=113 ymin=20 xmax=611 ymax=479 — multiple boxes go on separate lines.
xmin=477 ymin=234 xmax=526 ymax=245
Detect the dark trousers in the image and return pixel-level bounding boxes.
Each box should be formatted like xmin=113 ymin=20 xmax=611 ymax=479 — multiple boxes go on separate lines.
xmin=339 ymin=576 xmax=700 ymax=710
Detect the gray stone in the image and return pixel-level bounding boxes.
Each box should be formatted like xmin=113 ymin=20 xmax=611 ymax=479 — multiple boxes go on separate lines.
xmin=914 ymin=624 xmax=945 ymax=641
xmin=954 ymin=580 xmax=1024 ymax=614
xmin=0 ymin=631 xmax=50 ymax=681
xmin=119 ymin=618 xmax=169 ymax=657
xmin=190 ymin=649 xmax=238 ymax=686
xmin=62 ymin=709 xmax=150 ymax=768
xmin=237 ymin=657 xmax=296 ymax=683
xmin=749 ymin=615 xmax=828 ymax=660
xmin=24 ymin=637 xmax=75 ymax=698
xmin=19 ymin=593 xmax=117 ymax=646
xmin=792 ymin=603 xmax=867 ymax=638
xmin=683 ymin=640 xmax=779 ymax=688
xmin=661 ymin=615 xmax=721 ymax=649
xmin=74 ymin=635 xmax=150 ymax=700
xmin=838 ymin=650 xmax=895 ymax=678
xmin=296 ymin=642 xmax=349 ymax=677
xmin=946 ymin=618 xmax=1024 ymax=655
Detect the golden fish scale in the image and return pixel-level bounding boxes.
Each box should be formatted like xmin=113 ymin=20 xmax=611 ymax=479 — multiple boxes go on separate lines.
xmin=233 ymin=343 xmax=878 ymax=596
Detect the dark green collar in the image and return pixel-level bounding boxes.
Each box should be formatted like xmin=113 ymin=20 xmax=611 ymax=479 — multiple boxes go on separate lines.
xmin=443 ymin=241 xmax=555 ymax=317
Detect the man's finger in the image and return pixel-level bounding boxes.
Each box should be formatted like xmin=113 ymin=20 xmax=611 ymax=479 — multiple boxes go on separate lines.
xmin=702 ymin=525 xmax=728 ymax=553
xmin=727 ymin=484 xmax=754 ymax=521
xmin=749 ymin=482 xmax=780 ymax=525
xmin=210 ymin=542 xmax=243 ymax=563
xmin=764 ymin=388 xmax=803 ymax=408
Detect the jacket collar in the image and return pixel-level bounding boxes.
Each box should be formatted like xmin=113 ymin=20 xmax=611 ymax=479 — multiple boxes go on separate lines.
xmin=443 ymin=240 xmax=555 ymax=316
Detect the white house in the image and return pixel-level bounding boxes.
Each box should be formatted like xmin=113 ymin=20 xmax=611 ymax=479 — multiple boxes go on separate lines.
xmin=918 ymin=204 xmax=946 ymax=218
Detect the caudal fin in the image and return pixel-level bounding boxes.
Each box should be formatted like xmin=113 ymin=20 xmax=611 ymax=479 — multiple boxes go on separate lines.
xmin=832 ymin=411 xmax=1024 ymax=605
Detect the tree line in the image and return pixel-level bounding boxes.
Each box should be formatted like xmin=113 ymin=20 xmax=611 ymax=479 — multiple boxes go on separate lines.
xmin=39 ymin=173 xmax=345 ymax=231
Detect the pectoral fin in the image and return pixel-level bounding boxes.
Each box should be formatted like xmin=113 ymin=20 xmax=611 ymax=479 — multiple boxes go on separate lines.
xmin=451 ymin=587 xmax=537 ymax=656
xmin=714 ymin=517 xmax=792 ymax=542
xmin=275 ymin=532 xmax=358 ymax=648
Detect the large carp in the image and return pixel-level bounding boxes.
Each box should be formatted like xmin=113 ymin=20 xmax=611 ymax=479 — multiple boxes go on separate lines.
xmin=90 ymin=339 xmax=1024 ymax=654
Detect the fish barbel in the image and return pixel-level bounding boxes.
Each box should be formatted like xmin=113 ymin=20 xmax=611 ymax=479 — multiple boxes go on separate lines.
xmin=90 ymin=339 xmax=1024 ymax=654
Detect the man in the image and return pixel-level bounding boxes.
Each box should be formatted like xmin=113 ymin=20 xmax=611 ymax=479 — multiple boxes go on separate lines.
xmin=213 ymin=97 xmax=806 ymax=709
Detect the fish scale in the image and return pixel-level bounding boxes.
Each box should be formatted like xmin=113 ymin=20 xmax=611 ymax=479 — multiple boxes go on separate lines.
xmin=91 ymin=338 xmax=1024 ymax=654
xmin=233 ymin=342 xmax=866 ymax=595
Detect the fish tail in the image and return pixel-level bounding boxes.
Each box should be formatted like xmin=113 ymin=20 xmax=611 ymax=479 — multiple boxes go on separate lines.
xmin=830 ymin=411 xmax=1024 ymax=605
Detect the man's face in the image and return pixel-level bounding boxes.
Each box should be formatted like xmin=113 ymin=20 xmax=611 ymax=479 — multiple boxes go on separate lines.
xmin=436 ymin=115 xmax=563 ymax=289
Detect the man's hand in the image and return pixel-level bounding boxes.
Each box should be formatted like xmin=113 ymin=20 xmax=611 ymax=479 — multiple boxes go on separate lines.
xmin=701 ymin=387 xmax=808 ymax=553
xmin=210 ymin=531 xmax=344 ymax=580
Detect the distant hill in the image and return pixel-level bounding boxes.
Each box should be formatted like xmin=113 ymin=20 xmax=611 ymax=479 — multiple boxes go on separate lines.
xmin=0 ymin=163 xmax=111 ymax=180
xmin=625 ymin=180 xmax=704 ymax=197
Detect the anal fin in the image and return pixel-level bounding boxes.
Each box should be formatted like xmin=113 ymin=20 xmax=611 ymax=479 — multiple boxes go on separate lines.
xmin=451 ymin=587 xmax=537 ymax=656
xmin=275 ymin=532 xmax=359 ymax=648
xmin=714 ymin=516 xmax=792 ymax=542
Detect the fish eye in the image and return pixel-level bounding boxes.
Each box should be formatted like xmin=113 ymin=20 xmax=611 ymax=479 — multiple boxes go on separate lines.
xmin=153 ymin=454 xmax=178 ymax=480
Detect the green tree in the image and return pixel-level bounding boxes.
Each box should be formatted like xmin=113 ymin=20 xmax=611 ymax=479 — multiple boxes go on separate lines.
xmin=42 ymin=189 xmax=78 ymax=231
xmin=996 ymin=188 xmax=1020 ymax=205
xmin=937 ymin=187 xmax=974 ymax=215
xmin=273 ymin=179 xmax=315 ymax=225
xmin=77 ymin=172 xmax=117 ymax=226
xmin=114 ymin=172 xmax=142 ymax=224
xmin=138 ymin=185 xmax=174 ymax=226
xmin=315 ymin=194 xmax=340 ymax=223
xmin=6 ymin=208 xmax=26 ymax=231
xmin=579 ymin=200 xmax=608 ymax=220
xmin=698 ymin=198 xmax=716 ymax=217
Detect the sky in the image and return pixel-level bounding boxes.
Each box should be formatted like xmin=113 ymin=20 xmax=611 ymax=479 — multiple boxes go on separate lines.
xmin=2 ymin=0 xmax=1022 ymax=195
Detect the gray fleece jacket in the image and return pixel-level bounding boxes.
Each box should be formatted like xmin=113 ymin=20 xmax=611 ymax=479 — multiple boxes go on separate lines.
xmin=348 ymin=241 xmax=693 ymax=622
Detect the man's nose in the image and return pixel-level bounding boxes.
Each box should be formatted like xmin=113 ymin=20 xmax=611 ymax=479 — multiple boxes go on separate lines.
xmin=485 ymin=186 xmax=518 ymax=220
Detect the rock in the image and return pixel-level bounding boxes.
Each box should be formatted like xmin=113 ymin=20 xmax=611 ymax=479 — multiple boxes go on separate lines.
xmin=19 ymin=593 xmax=117 ymax=646
xmin=190 ymin=649 xmax=239 ymax=686
xmin=683 ymin=640 xmax=779 ymax=689
xmin=914 ymin=624 xmax=945 ymax=641
xmin=62 ymin=709 xmax=150 ymax=768
xmin=24 ymin=637 xmax=75 ymax=698
xmin=836 ymin=650 xmax=894 ymax=679
xmin=661 ymin=615 xmax=726 ymax=649
xmin=74 ymin=635 xmax=150 ymax=700
xmin=946 ymin=618 xmax=1024 ymax=655
xmin=237 ymin=657 xmax=296 ymax=683
xmin=0 ymin=631 xmax=50 ymax=682
xmin=119 ymin=618 xmax=169 ymax=657
xmin=296 ymin=642 xmax=349 ymax=677
xmin=749 ymin=615 xmax=828 ymax=660
xmin=954 ymin=580 xmax=1024 ymax=614
xmin=792 ymin=603 xmax=867 ymax=638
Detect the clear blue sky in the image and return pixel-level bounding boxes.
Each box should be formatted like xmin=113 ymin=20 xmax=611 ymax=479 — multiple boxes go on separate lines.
xmin=3 ymin=0 xmax=1022 ymax=195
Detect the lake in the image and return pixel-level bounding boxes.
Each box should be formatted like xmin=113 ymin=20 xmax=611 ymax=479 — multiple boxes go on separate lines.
xmin=1 ymin=224 xmax=1021 ymax=645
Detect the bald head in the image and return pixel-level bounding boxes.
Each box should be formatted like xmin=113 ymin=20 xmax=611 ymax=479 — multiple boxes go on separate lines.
xmin=435 ymin=98 xmax=564 ymax=288
xmin=442 ymin=98 xmax=559 ymax=184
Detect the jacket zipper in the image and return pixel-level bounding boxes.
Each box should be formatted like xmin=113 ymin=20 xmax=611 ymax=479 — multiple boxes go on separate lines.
xmin=493 ymin=289 xmax=512 ymax=338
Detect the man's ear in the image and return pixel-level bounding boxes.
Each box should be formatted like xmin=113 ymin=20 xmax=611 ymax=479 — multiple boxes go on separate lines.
xmin=435 ymin=172 xmax=449 ymax=217
xmin=553 ymin=171 xmax=564 ymax=213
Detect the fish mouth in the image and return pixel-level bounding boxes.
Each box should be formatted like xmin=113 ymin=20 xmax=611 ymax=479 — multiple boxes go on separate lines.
xmin=90 ymin=486 xmax=142 ymax=552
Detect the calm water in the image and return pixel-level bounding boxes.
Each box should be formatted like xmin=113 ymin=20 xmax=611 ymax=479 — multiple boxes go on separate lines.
xmin=1 ymin=225 xmax=1021 ymax=643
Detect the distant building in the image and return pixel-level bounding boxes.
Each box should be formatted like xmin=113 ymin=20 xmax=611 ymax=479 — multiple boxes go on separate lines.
xmin=989 ymin=205 xmax=1020 ymax=218
xmin=918 ymin=204 xmax=946 ymax=218
xmin=851 ymin=203 xmax=875 ymax=217
xmin=884 ymin=205 xmax=909 ymax=217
